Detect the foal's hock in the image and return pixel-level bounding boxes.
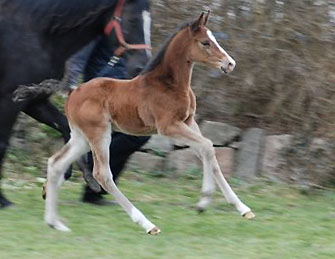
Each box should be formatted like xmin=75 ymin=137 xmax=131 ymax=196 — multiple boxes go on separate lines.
xmin=45 ymin=11 xmax=255 ymax=234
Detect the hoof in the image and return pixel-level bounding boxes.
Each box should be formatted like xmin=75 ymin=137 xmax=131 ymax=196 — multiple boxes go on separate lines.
xmin=42 ymin=184 xmax=46 ymax=200
xmin=0 ymin=199 xmax=13 ymax=208
xmin=0 ymin=193 xmax=14 ymax=208
xmin=84 ymin=176 xmax=102 ymax=193
xmin=243 ymin=211 xmax=255 ymax=219
xmin=196 ymin=206 xmax=206 ymax=214
xmin=77 ymin=157 xmax=102 ymax=193
xmin=48 ymin=221 xmax=71 ymax=232
xmin=196 ymin=197 xmax=211 ymax=214
xmin=82 ymin=198 xmax=117 ymax=206
xmin=148 ymin=226 xmax=161 ymax=235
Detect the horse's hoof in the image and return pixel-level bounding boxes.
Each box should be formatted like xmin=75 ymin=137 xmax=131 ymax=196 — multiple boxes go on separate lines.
xmin=42 ymin=184 xmax=46 ymax=200
xmin=0 ymin=198 xmax=13 ymax=208
xmin=48 ymin=221 xmax=71 ymax=232
xmin=77 ymin=158 xmax=101 ymax=193
xmin=86 ymin=181 xmax=101 ymax=193
xmin=148 ymin=226 xmax=161 ymax=235
xmin=196 ymin=206 xmax=206 ymax=214
xmin=243 ymin=211 xmax=255 ymax=219
xmin=196 ymin=197 xmax=211 ymax=214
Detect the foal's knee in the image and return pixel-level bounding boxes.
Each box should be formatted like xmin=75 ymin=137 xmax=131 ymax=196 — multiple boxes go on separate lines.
xmin=200 ymin=138 xmax=215 ymax=160
xmin=92 ymin=169 xmax=101 ymax=183
xmin=93 ymin=169 xmax=113 ymax=186
xmin=47 ymin=157 xmax=59 ymax=182
xmin=47 ymin=151 xmax=67 ymax=182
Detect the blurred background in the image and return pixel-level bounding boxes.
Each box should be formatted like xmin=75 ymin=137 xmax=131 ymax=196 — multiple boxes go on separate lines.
xmin=8 ymin=0 xmax=335 ymax=187
xmin=152 ymin=0 xmax=335 ymax=136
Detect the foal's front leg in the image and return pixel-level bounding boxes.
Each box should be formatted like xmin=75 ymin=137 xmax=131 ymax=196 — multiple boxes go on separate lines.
xmin=188 ymin=119 xmax=216 ymax=212
xmin=86 ymin=124 xmax=160 ymax=235
xmin=160 ymin=120 xmax=255 ymax=219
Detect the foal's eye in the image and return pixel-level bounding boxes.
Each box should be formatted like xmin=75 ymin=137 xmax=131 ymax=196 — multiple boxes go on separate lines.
xmin=201 ymin=40 xmax=210 ymax=47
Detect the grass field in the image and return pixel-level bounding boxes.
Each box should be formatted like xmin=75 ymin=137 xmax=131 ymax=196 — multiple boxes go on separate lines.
xmin=0 ymin=172 xmax=334 ymax=259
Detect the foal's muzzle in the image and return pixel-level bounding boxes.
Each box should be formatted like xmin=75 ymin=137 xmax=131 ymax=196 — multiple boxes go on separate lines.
xmin=221 ymin=58 xmax=236 ymax=74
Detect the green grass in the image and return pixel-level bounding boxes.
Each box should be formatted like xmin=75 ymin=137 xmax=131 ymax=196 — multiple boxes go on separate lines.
xmin=0 ymin=173 xmax=334 ymax=259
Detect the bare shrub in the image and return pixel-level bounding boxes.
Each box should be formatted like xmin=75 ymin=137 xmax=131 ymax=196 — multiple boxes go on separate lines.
xmin=152 ymin=0 xmax=335 ymax=138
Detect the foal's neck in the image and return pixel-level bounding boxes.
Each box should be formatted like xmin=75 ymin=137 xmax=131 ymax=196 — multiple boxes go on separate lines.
xmin=152 ymin=29 xmax=194 ymax=90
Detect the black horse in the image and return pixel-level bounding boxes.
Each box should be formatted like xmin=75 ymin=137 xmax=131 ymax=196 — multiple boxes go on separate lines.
xmin=0 ymin=0 xmax=151 ymax=208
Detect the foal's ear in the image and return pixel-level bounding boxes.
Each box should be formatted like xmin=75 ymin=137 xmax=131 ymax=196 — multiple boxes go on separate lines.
xmin=191 ymin=12 xmax=206 ymax=32
xmin=204 ymin=10 xmax=210 ymax=25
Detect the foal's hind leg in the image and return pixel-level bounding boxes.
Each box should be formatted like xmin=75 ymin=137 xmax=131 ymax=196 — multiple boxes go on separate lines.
xmin=24 ymin=100 xmax=100 ymax=191
xmin=23 ymin=100 xmax=73 ymax=180
xmin=84 ymin=124 xmax=159 ymax=234
xmin=45 ymin=129 xmax=90 ymax=231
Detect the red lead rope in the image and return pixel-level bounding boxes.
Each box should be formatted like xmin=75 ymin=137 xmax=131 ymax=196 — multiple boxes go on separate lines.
xmin=104 ymin=0 xmax=151 ymax=56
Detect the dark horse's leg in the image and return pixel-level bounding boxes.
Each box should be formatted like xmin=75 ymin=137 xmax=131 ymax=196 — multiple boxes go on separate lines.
xmin=23 ymin=99 xmax=70 ymax=141
xmin=0 ymin=95 xmax=21 ymax=208
xmin=109 ymin=133 xmax=151 ymax=182
xmin=23 ymin=99 xmax=72 ymax=179
xmin=82 ymin=132 xmax=150 ymax=204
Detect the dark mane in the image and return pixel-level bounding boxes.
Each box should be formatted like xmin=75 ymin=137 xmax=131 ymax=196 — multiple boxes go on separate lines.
xmin=141 ymin=22 xmax=191 ymax=74
xmin=0 ymin=0 xmax=116 ymax=34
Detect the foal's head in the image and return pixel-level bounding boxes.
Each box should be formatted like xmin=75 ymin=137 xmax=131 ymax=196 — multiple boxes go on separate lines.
xmin=188 ymin=11 xmax=236 ymax=74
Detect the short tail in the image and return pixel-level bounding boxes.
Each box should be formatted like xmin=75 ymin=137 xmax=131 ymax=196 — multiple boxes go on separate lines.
xmin=12 ymin=79 xmax=70 ymax=103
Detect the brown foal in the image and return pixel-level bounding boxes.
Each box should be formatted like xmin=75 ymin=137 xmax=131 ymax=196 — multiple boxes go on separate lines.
xmin=45 ymin=11 xmax=255 ymax=234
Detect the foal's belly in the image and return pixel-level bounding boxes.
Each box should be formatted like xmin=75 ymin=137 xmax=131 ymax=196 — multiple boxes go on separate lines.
xmin=111 ymin=121 xmax=156 ymax=136
xmin=107 ymin=85 xmax=157 ymax=136
xmin=110 ymin=106 xmax=156 ymax=136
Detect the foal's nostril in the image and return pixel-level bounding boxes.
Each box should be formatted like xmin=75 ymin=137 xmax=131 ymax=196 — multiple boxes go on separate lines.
xmin=228 ymin=60 xmax=236 ymax=71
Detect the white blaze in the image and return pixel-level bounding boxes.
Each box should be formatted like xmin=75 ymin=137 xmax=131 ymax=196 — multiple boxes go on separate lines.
xmin=206 ymin=29 xmax=235 ymax=68
xmin=142 ymin=10 xmax=152 ymax=58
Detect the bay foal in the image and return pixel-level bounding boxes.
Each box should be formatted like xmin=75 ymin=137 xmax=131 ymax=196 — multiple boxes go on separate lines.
xmin=45 ymin=11 xmax=255 ymax=234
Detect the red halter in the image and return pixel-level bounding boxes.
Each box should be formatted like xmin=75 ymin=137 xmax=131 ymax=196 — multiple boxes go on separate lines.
xmin=104 ymin=0 xmax=151 ymax=57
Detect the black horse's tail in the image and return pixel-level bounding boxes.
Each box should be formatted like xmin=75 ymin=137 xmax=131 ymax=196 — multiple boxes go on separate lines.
xmin=12 ymin=79 xmax=70 ymax=103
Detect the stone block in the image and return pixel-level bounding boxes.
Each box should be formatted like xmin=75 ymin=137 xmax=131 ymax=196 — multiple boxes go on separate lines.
xmin=261 ymin=134 xmax=292 ymax=181
xmin=141 ymin=135 xmax=173 ymax=153
xmin=200 ymin=120 xmax=241 ymax=146
xmin=126 ymin=152 xmax=164 ymax=172
xmin=165 ymin=147 xmax=234 ymax=177
xmin=235 ymin=128 xmax=264 ymax=180
xmin=215 ymin=147 xmax=234 ymax=178
xmin=164 ymin=148 xmax=201 ymax=174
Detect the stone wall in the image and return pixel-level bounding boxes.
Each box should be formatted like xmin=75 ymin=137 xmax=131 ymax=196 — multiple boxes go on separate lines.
xmin=126 ymin=120 xmax=335 ymax=187
xmin=9 ymin=115 xmax=334 ymax=187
